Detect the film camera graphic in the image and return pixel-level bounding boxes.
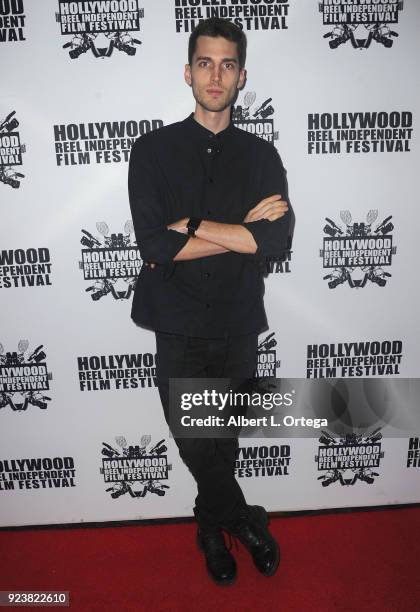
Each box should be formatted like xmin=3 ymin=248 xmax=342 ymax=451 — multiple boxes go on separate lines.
xmin=0 ymin=340 xmax=52 ymax=411
xmin=79 ymin=220 xmax=141 ymax=301
xmin=233 ymin=91 xmax=275 ymax=121
xmin=319 ymin=1 xmax=404 ymax=50
xmin=56 ymin=2 xmax=143 ymax=59
xmin=321 ymin=210 xmax=397 ymax=289
xmin=0 ymin=111 xmax=25 ymax=189
xmin=256 ymin=333 xmax=281 ymax=378
xmin=316 ymin=429 xmax=384 ymax=487
xmin=232 ymin=92 xmax=277 ymax=143
xmin=100 ymin=435 xmax=171 ymax=500
xmin=60 ymin=31 xmax=142 ymax=59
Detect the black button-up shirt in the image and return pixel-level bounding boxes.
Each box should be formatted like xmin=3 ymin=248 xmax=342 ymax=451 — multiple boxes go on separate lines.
xmin=128 ymin=114 xmax=290 ymax=338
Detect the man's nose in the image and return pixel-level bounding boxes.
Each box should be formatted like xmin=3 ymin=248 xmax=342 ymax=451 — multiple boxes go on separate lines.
xmin=210 ymin=65 xmax=222 ymax=82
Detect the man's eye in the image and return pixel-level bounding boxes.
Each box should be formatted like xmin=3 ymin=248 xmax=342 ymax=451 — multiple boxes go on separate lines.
xmin=198 ymin=61 xmax=208 ymax=67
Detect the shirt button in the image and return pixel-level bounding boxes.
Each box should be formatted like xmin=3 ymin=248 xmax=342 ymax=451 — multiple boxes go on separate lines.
xmin=204 ymin=272 xmax=210 ymax=278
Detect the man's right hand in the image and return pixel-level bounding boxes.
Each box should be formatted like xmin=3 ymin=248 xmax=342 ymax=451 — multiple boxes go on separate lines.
xmin=244 ymin=194 xmax=288 ymax=223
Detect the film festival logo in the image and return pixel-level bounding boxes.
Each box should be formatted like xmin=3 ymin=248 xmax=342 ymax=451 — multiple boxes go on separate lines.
xmin=255 ymin=332 xmax=281 ymax=378
xmin=0 ymin=340 xmax=52 ymax=412
xmin=306 ymin=340 xmax=403 ymax=378
xmin=100 ymin=436 xmax=171 ymax=500
xmin=0 ymin=247 xmax=52 ymax=289
xmin=235 ymin=444 xmax=291 ymax=478
xmin=232 ymin=91 xmax=278 ymax=144
xmin=407 ymin=437 xmax=420 ymax=469
xmin=315 ymin=428 xmax=384 ymax=487
xmin=77 ymin=351 xmax=157 ymax=391
xmin=0 ymin=0 xmax=26 ymax=42
xmin=54 ymin=119 xmax=163 ymax=166
xmin=320 ymin=210 xmax=396 ymax=289
xmin=0 ymin=456 xmax=76 ymax=492
xmin=308 ymin=111 xmax=413 ymax=155
xmin=0 ymin=110 xmax=25 ymax=189
xmin=56 ymin=0 xmax=144 ymax=59
xmin=174 ymin=0 xmax=289 ymax=33
xmin=79 ymin=220 xmax=141 ymax=301
xmin=319 ymin=0 xmax=403 ymax=50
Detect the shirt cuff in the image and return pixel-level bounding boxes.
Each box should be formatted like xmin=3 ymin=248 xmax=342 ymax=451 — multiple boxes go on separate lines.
xmin=164 ymin=229 xmax=190 ymax=263
xmin=242 ymin=219 xmax=271 ymax=257
xmin=241 ymin=217 xmax=289 ymax=259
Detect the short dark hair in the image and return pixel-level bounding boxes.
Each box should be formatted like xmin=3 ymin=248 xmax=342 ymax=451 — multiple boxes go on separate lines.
xmin=188 ymin=18 xmax=247 ymax=68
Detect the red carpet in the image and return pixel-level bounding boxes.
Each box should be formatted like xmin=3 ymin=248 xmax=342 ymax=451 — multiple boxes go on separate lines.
xmin=1 ymin=507 xmax=419 ymax=611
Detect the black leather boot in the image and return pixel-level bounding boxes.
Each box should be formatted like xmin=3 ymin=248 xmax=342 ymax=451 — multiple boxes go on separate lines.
xmin=223 ymin=505 xmax=280 ymax=577
xmin=196 ymin=527 xmax=237 ymax=586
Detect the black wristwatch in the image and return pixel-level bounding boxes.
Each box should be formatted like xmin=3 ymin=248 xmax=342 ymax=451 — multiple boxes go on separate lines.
xmin=187 ymin=217 xmax=202 ymax=237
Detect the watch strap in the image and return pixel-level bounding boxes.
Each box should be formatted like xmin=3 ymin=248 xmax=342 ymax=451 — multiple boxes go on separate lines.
xmin=187 ymin=217 xmax=202 ymax=237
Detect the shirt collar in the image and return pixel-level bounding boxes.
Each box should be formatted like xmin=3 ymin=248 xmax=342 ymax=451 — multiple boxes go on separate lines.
xmin=184 ymin=113 xmax=234 ymax=142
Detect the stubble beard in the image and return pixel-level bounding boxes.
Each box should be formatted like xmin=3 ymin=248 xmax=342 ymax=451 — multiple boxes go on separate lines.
xmin=191 ymin=81 xmax=238 ymax=114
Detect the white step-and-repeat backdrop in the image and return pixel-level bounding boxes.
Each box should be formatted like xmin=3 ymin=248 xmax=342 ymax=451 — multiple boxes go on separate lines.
xmin=1 ymin=0 xmax=419 ymax=527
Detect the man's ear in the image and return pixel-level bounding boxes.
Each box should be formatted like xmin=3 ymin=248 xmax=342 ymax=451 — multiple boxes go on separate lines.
xmin=238 ymin=68 xmax=247 ymax=90
xmin=184 ymin=63 xmax=192 ymax=87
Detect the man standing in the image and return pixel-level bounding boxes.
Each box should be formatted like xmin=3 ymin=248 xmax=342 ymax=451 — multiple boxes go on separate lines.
xmin=128 ymin=18 xmax=290 ymax=586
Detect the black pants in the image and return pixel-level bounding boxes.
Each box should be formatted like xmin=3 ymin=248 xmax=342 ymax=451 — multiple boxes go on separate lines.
xmin=155 ymin=331 xmax=258 ymax=530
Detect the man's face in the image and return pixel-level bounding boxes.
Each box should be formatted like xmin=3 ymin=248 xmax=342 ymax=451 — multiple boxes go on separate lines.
xmin=185 ymin=36 xmax=246 ymax=113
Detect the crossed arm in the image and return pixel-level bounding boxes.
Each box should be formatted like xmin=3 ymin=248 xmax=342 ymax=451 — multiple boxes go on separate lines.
xmin=128 ymin=138 xmax=290 ymax=266
xmin=167 ymin=195 xmax=288 ymax=262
